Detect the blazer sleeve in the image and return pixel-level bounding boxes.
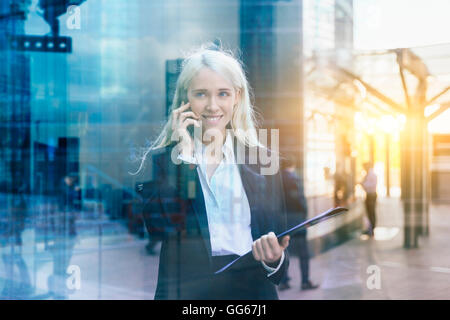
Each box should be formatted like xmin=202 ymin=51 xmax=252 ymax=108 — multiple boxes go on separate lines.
xmin=136 ymin=147 xmax=177 ymax=241
xmin=264 ymin=169 xmax=290 ymax=286
xmin=135 ymin=149 xmax=177 ymax=300
xmin=267 ymin=251 xmax=289 ymax=285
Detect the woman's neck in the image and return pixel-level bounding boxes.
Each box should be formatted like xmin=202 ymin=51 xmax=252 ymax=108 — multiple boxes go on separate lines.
xmin=201 ymin=128 xmax=226 ymax=147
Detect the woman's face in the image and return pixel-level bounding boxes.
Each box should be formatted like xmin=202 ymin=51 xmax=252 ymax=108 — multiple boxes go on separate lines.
xmin=187 ymin=67 xmax=240 ymax=137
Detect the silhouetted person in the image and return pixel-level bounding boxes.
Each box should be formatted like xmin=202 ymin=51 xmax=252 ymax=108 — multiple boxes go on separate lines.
xmin=0 ymin=183 xmax=32 ymax=298
xmin=334 ymin=165 xmax=351 ymax=207
xmin=360 ymin=163 xmax=377 ymax=237
xmin=136 ymin=181 xmax=161 ymax=255
xmin=279 ymin=155 xmax=319 ymax=291
xmin=47 ymin=174 xmax=80 ymax=299
xmin=58 ymin=175 xmax=80 ymax=237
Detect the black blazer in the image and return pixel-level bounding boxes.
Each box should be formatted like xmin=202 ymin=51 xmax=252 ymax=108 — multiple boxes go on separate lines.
xmin=137 ymin=140 xmax=289 ymax=300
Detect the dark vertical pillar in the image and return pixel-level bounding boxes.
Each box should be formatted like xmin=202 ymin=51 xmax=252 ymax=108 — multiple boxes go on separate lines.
xmin=0 ymin=2 xmax=31 ymax=196
xmin=413 ymin=114 xmax=424 ymax=245
xmin=401 ymin=123 xmax=412 ymax=247
xmin=165 ymin=58 xmax=183 ymax=116
xmin=240 ymin=0 xmax=304 ymax=171
xmin=402 ymin=114 xmax=420 ymax=248
xmin=385 ymin=133 xmax=390 ymax=197
xmin=57 ymin=137 xmax=80 ymax=179
xmin=0 ymin=1 xmax=32 ymax=297
xmin=240 ymin=0 xmax=276 ymax=106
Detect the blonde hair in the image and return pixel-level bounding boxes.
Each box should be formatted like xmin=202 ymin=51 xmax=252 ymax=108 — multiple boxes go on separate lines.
xmin=131 ymin=42 xmax=262 ymax=175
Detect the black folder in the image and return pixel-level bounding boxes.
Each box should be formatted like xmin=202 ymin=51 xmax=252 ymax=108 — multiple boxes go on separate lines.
xmin=214 ymin=206 xmax=349 ymax=274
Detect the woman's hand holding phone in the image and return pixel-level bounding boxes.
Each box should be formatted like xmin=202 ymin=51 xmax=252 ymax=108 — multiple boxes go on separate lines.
xmin=171 ymin=101 xmax=201 ymax=158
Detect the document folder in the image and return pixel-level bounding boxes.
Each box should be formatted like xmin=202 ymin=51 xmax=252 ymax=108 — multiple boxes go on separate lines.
xmin=214 ymin=206 xmax=349 ymax=274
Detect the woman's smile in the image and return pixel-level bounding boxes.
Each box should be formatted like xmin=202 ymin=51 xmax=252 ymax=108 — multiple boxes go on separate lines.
xmin=202 ymin=114 xmax=223 ymax=125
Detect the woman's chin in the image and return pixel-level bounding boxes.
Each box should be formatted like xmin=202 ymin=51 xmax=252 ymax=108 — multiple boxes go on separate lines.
xmin=202 ymin=126 xmax=226 ymax=139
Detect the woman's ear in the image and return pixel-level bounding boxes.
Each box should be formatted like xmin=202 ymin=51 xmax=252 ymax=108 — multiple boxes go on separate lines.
xmin=234 ymin=88 xmax=241 ymax=107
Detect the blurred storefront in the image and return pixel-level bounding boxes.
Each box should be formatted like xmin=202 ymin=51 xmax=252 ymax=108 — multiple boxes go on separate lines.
xmin=302 ymin=0 xmax=367 ymax=248
xmin=431 ymin=134 xmax=450 ymax=203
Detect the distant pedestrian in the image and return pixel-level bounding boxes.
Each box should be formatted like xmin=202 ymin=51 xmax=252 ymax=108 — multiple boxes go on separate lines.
xmin=360 ymin=162 xmax=377 ymax=237
xmin=59 ymin=175 xmax=81 ymax=238
xmin=279 ymin=154 xmax=319 ymax=291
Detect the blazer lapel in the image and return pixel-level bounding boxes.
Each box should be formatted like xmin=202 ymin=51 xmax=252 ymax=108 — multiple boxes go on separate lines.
xmin=180 ymin=162 xmax=212 ymax=262
xmin=233 ymin=139 xmax=266 ymax=241
xmin=238 ymin=163 xmax=265 ymax=241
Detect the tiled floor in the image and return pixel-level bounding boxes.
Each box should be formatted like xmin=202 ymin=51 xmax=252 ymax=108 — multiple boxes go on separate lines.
xmin=278 ymin=198 xmax=450 ymax=300
xmin=2 ymin=197 xmax=449 ymax=299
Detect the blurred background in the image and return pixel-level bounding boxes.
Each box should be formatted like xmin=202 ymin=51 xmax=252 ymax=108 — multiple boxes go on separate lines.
xmin=0 ymin=0 xmax=449 ymax=299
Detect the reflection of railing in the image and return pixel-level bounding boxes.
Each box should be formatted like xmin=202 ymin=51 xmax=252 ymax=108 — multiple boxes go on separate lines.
xmin=84 ymin=165 xmax=145 ymax=236
xmin=85 ymin=164 xmax=141 ymax=200
xmin=0 ymin=191 xmax=132 ymax=241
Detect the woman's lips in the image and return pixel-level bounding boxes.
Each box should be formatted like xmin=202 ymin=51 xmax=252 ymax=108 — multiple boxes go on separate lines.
xmin=202 ymin=115 xmax=223 ymax=124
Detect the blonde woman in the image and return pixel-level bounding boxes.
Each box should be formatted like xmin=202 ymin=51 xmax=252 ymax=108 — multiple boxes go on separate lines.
xmin=136 ymin=43 xmax=290 ymax=300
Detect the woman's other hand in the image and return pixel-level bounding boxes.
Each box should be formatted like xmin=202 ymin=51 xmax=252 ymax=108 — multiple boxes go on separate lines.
xmin=252 ymin=232 xmax=290 ymax=266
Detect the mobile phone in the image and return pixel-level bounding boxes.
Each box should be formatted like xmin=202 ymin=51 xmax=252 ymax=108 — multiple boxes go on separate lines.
xmin=184 ymin=101 xmax=199 ymax=140
xmin=187 ymin=115 xmax=195 ymax=138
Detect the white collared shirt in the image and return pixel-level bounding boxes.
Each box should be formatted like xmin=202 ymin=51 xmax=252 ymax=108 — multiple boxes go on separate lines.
xmin=362 ymin=168 xmax=377 ymax=194
xmin=178 ymin=132 xmax=284 ymax=275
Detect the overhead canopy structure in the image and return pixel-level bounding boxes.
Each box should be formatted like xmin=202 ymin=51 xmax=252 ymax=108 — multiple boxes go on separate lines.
xmin=305 ymin=43 xmax=450 ymax=248
xmin=4 ymin=0 xmax=87 ymax=53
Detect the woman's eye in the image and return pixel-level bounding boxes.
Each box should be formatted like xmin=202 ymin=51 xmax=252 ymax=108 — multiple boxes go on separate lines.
xmin=195 ymin=92 xmax=205 ymax=97
xmin=219 ymin=92 xmax=229 ymax=97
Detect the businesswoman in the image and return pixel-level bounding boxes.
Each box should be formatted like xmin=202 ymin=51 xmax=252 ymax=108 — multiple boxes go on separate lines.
xmin=135 ymin=43 xmax=290 ymax=299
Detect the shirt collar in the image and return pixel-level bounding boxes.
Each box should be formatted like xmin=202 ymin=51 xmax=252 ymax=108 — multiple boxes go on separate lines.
xmin=192 ymin=130 xmax=235 ymax=165
xmin=222 ymin=131 xmax=235 ymax=164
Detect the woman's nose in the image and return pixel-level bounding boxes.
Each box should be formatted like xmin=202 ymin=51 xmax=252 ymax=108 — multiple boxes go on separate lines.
xmin=205 ymin=96 xmax=220 ymax=111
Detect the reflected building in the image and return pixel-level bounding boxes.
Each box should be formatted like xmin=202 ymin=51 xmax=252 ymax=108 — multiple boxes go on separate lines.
xmin=302 ymin=0 xmax=359 ymax=246
xmin=0 ymin=0 xmax=362 ymax=299
xmin=0 ymin=0 xmax=33 ymax=299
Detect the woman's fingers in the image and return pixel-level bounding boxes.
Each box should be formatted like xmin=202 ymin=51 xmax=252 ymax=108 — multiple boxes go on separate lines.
xmin=252 ymin=241 xmax=261 ymax=261
xmin=178 ymin=111 xmax=199 ymax=124
xmin=253 ymin=232 xmax=290 ymax=264
xmin=177 ymin=101 xmax=191 ymax=112
xmin=261 ymin=235 xmax=275 ymax=262
xmin=280 ymin=235 xmax=290 ymax=250
xmin=180 ymin=118 xmax=200 ymax=130
xmin=252 ymin=239 xmax=266 ymax=262
xmin=171 ymin=102 xmax=191 ymax=130
xmin=267 ymin=232 xmax=282 ymax=258
xmin=256 ymin=239 xmax=266 ymax=262
xmin=171 ymin=102 xmax=200 ymax=152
